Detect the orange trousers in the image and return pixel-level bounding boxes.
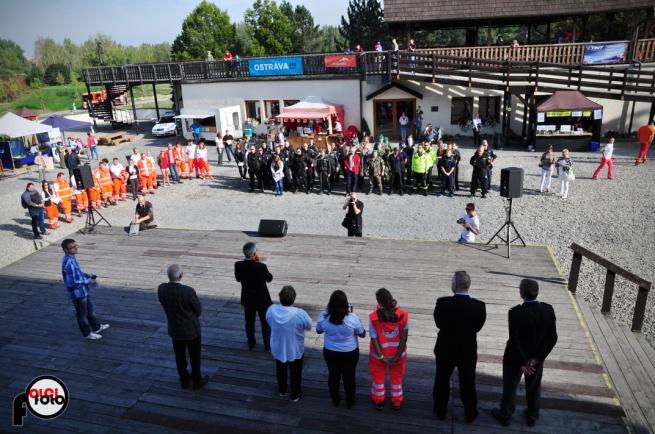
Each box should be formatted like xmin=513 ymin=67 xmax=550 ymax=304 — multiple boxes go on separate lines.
xmin=58 ymin=198 xmax=73 ymax=223
xmin=177 ymin=161 xmax=187 ymax=178
xmin=75 ymin=191 xmax=88 ymax=213
xmin=101 ymin=184 xmax=114 ymax=203
xmin=150 ymin=172 xmax=158 ymax=188
xmin=187 ymin=159 xmax=195 ymax=177
xmin=369 ymin=357 xmax=406 ymax=406
xmin=87 ymin=188 xmax=102 ymax=209
xmin=45 ymin=203 xmax=59 ymax=229
xmin=195 ymin=158 xmax=212 ymax=178
xmin=139 ymin=176 xmax=154 ymax=193
xmin=112 ymin=179 xmax=127 ymax=201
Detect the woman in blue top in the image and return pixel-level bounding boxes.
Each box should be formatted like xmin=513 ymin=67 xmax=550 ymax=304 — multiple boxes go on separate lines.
xmin=317 ymin=290 xmax=366 ymax=408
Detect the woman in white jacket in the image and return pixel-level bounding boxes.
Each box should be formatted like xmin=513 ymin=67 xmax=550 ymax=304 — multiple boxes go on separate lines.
xmin=271 ymin=155 xmax=285 ymax=196
xmin=266 ymin=285 xmax=312 ymax=402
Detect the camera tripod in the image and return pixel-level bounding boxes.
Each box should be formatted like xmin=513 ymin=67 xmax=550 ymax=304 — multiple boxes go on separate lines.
xmin=485 ymin=198 xmax=525 ymax=258
xmin=81 ymin=202 xmax=111 ymax=234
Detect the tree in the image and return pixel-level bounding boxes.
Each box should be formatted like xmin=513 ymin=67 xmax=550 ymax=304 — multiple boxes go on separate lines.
xmin=44 ymin=64 xmax=71 ymax=85
xmin=0 ymin=39 xmax=29 ymax=78
xmin=280 ymin=2 xmax=322 ymax=53
xmin=339 ymin=0 xmax=388 ymax=51
xmin=171 ymin=1 xmax=235 ymax=61
xmin=244 ymin=0 xmax=293 ymax=55
xmin=319 ymin=26 xmax=346 ymax=52
xmin=233 ymin=23 xmax=264 ymax=56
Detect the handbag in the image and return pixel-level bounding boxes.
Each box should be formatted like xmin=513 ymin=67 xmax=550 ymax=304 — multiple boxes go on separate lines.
xmin=565 ymin=170 xmax=575 ymax=182
xmin=341 ymin=214 xmax=351 ymax=229
xmin=128 ymin=222 xmax=140 ymax=237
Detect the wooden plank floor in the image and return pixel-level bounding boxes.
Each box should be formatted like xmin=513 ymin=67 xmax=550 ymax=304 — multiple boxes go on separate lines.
xmin=0 ymin=227 xmax=627 ymax=433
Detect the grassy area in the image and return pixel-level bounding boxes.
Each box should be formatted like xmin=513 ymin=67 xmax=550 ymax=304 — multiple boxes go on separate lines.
xmin=0 ymin=82 xmax=173 ymax=116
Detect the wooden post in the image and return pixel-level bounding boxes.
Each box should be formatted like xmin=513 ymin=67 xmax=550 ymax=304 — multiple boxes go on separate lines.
xmin=152 ymin=82 xmax=160 ymax=120
xmin=601 ymin=270 xmax=616 ymax=313
xmin=632 ymin=285 xmax=650 ymax=332
xmin=522 ymin=93 xmax=528 ymax=139
xmin=387 ymin=51 xmax=393 ymax=82
xmin=129 ymin=85 xmax=138 ymax=133
xmin=568 ymin=252 xmax=583 ymax=293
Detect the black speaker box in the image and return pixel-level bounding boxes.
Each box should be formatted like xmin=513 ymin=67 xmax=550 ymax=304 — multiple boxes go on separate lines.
xmin=500 ymin=167 xmax=524 ymax=198
xmin=73 ymin=165 xmax=94 ymax=190
xmin=258 ymin=219 xmax=288 ymax=237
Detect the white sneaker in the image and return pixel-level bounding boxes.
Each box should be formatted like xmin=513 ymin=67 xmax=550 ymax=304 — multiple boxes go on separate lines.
xmin=95 ymin=324 xmax=110 ymax=333
xmin=86 ymin=332 xmax=103 ymax=340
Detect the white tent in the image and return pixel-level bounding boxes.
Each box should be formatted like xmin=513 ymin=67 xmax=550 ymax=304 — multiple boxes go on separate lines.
xmin=0 ymin=112 xmax=52 ymax=138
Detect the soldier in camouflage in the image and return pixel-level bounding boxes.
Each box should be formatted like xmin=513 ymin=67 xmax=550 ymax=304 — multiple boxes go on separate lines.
xmin=368 ymin=150 xmax=386 ymax=195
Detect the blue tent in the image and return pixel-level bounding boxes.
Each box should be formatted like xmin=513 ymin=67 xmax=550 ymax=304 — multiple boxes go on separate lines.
xmin=40 ymin=115 xmax=90 ymax=131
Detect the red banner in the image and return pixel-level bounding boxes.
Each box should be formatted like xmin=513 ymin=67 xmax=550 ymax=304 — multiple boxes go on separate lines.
xmin=324 ymin=54 xmax=357 ymax=68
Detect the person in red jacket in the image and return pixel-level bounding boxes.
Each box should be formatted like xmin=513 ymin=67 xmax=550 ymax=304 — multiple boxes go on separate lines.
xmin=343 ymin=147 xmax=361 ymax=195
xmin=635 ymin=120 xmax=655 ymax=165
xmin=368 ymin=288 xmax=409 ymax=411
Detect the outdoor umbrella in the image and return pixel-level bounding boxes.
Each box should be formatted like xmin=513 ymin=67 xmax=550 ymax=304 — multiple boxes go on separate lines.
xmin=40 ymin=115 xmax=91 ymax=142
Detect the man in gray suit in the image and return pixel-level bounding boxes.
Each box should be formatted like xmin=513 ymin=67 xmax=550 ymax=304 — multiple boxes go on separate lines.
xmin=158 ymin=264 xmax=208 ymax=390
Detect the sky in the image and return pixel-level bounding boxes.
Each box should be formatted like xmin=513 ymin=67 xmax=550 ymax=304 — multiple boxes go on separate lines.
xmin=0 ymin=0 xmax=351 ymax=58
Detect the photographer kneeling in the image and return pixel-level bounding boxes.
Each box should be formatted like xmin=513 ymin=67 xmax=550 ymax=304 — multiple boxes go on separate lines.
xmin=457 ymin=202 xmax=479 ymax=243
xmin=342 ymin=192 xmax=364 ymax=237
xmin=133 ymin=195 xmax=157 ymax=231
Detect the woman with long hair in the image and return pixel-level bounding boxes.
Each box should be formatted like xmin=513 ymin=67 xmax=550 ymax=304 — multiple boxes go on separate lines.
xmin=316 ymin=290 xmax=366 ymax=408
xmin=539 ymin=145 xmax=556 ymax=193
xmin=271 ymin=155 xmax=285 ymax=196
xmin=41 ymin=180 xmax=60 ymax=230
xmin=368 ymin=288 xmax=409 ymax=411
xmin=556 ymin=148 xmax=573 ymax=199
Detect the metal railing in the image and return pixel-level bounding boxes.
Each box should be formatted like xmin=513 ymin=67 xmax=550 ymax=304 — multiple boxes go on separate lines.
xmin=568 ymin=243 xmax=652 ymax=332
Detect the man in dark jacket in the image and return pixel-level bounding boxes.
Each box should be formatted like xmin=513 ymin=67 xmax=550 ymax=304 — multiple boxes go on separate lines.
xmin=433 ymin=270 xmax=486 ymax=423
xmin=469 ymin=145 xmax=491 ymax=198
xmin=234 ymin=242 xmax=273 ymax=351
xmin=158 ymin=264 xmax=208 ymax=390
xmin=246 ymin=146 xmax=263 ymax=192
xmin=21 ymin=182 xmax=47 ymax=239
xmin=290 ymin=148 xmax=308 ymax=194
xmin=316 ymin=148 xmax=334 ymax=195
xmin=64 ymin=148 xmax=80 ymax=180
xmin=492 ymin=279 xmax=558 ymax=427
xmin=302 ymin=143 xmax=317 ymax=192
xmin=388 ymin=147 xmax=406 ymax=195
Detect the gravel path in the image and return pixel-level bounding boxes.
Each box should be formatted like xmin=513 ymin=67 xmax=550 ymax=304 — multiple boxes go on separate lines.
xmin=1 ymin=131 xmax=653 ymax=345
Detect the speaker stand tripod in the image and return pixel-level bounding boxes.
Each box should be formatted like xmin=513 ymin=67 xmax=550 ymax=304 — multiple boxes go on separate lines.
xmin=81 ymin=203 xmax=111 ymax=234
xmin=485 ymin=198 xmax=525 ymax=258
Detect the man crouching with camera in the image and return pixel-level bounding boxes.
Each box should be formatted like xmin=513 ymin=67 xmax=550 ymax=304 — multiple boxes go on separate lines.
xmin=342 ymin=192 xmax=364 ymax=237
xmin=457 ymin=203 xmax=480 ymax=243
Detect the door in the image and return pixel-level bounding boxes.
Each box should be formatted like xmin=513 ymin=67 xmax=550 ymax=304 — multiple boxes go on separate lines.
xmin=373 ymin=99 xmax=416 ymax=140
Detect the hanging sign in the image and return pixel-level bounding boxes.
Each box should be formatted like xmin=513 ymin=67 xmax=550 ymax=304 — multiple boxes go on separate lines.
xmin=324 ymin=54 xmax=357 ymax=68
xmin=537 ymin=112 xmax=545 ymax=123
xmin=248 ymin=57 xmax=304 ymax=77
xmin=583 ymin=42 xmax=627 ymax=65
xmin=593 ymin=109 xmax=603 ymax=120
xmin=546 ymin=111 xmax=572 ymax=117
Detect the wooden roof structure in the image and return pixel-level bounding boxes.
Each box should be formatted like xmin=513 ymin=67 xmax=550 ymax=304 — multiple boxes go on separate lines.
xmin=384 ymin=0 xmax=655 ymax=28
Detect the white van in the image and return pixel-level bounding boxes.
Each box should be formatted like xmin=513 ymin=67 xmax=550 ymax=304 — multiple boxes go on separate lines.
xmin=175 ymin=106 xmax=243 ymax=144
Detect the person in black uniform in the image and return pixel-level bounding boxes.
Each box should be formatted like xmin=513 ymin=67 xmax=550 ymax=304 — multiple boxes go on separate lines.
xmin=234 ymin=142 xmax=247 ymax=180
xmin=342 ymin=192 xmax=364 ymax=237
xmin=327 ymin=143 xmax=340 ymax=189
xmin=258 ymin=147 xmax=272 ymax=191
xmin=246 ymin=146 xmax=263 ymax=192
xmin=290 ymin=148 xmax=308 ymax=194
xmin=482 ymin=140 xmax=497 ymax=191
xmin=388 ymin=146 xmax=406 ymax=195
xmin=433 ymin=271 xmax=486 ymax=423
xmin=452 ymin=143 xmax=462 ymax=191
xmin=491 ymin=279 xmax=558 ymax=428
xmin=469 ymin=145 xmax=490 ymax=198
xmin=234 ymin=242 xmax=273 ymax=351
xmin=280 ymin=141 xmax=293 ymax=191
xmin=302 ymin=143 xmax=317 ymax=193
xmin=403 ymin=142 xmax=414 ymax=186
xmin=438 ymin=148 xmax=456 ymax=197
xmin=316 ymin=148 xmax=334 ymax=195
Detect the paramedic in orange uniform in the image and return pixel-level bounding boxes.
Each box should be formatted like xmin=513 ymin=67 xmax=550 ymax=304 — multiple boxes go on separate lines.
xmin=96 ymin=160 xmax=115 ymax=206
xmin=54 ymin=172 xmax=74 ymax=223
xmin=137 ymin=153 xmax=155 ymax=194
xmin=109 ymin=157 xmax=128 ymax=201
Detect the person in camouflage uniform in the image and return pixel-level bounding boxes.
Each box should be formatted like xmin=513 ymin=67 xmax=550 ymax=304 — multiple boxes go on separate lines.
xmin=368 ymin=150 xmax=386 ymax=195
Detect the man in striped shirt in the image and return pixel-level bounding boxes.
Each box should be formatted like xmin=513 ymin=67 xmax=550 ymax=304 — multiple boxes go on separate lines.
xmin=61 ymin=238 xmax=109 ymax=340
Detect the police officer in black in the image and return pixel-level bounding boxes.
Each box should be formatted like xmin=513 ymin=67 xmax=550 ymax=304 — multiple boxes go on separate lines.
xmin=247 ymin=146 xmax=263 ymax=192
xmin=316 ymin=148 xmax=334 ymax=195
xmin=258 ymin=147 xmax=272 ymax=191
xmin=438 ymin=148 xmax=456 ymax=197
xmin=388 ymin=146 xmax=407 ymax=195
xmin=290 ymin=148 xmax=308 ymax=194
xmin=327 ymin=143 xmax=340 ymax=189
xmin=403 ymin=142 xmax=414 ymax=186
xmin=280 ymin=141 xmax=293 ymax=191
xmin=469 ymin=145 xmax=490 ymax=198
xmin=482 ymin=140 xmax=497 ymax=191
xmin=301 ymin=143 xmax=317 ymax=193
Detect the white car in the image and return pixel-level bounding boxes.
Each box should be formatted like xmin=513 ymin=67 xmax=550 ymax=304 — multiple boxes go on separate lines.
xmin=151 ymin=115 xmax=179 ymax=137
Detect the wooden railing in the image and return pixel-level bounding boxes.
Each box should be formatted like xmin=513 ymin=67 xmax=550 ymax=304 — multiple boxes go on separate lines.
xmin=568 ymin=243 xmax=652 ymax=332
xmin=417 ymin=38 xmax=655 ymax=64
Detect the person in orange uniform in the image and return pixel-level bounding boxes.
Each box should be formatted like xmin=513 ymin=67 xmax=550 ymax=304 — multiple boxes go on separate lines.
xmin=86 ymin=170 xmax=103 ymax=210
xmin=95 ymin=160 xmax=115 ymax=207
xmin=71 ymin=175 xmax=88 ymax=216
xmin=635 ymin=120 xmax=655 ymax=165
xmin=109 ymin=157 xmax=128 ymax=201
xmin=174 ymin=143 xmax=187 ymax=179
xmin=137 ymin=153 xmax=155 ymax=194
xmin=53 ymin=172 xmax=74 ymax=223
xmin=185 ymin=140 xmax=197 ymax=178
xmin=145 ymin=151 xmax=158 ymax=188
xmin=41 ymin=180 xmax=60 ymax=230
xmin=368 ymin=288 xmax=409 ymax=411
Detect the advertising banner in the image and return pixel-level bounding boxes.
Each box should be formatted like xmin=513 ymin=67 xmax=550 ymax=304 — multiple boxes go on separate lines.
xmin=248 ymin=57 xmax=303 ymax=76
xmin=324 ymin=54 xmax=357 ymax=68
xmin=583 ymin=42 xmax=627 ymax=65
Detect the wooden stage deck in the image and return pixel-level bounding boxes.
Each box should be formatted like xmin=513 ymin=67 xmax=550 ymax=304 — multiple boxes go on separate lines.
xmin=0 ymin=227 xmax=630 ymax=433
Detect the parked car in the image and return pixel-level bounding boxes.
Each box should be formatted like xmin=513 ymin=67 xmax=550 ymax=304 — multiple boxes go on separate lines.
xmin=151 ymin=112 xmax=179 ymax=137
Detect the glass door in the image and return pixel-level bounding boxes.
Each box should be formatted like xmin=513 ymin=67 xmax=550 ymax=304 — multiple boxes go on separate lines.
xmin=373 ymin=99 xmax=416 ymax=140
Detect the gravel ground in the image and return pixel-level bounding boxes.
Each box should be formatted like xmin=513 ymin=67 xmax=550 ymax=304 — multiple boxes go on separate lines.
xmin=1 ymin=128 xmax=653 ymax=345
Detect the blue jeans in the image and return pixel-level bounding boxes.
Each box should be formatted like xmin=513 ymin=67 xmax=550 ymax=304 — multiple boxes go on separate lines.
xmin=169 ymin=162 xmax=179 ymax=181
xmin=193 ymin=133 xmax=200 ymax=144
xmin=72 ymin=295 xmax=101 ymax=337
xmin=275 ymin=179 xmax=284 ymax=195
xmin=29 ymin=208 xmax=46 ymax=238
xmin=400 ymin=125 xmax=409 ymax=143
xmin=89 ymin=146 xmax=99 ymax=160
xmin=346 ymin=172 xmax=358 ymax=194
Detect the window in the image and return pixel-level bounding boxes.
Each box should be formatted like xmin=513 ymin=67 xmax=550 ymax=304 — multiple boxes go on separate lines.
xmin=451 ymin=97 xmax=473 ymax=125
xmin=264 ymin=100 xmax=280 ymax=118
xmin=245 ymin=100 xmax=261 ymax=122
xmin=479 ymin=96 xmax=501 ymax=124
xmin=232 ymin=112 xmax=240 ymax=129
xmin=284 ymin=100 xmax=299 ymax=107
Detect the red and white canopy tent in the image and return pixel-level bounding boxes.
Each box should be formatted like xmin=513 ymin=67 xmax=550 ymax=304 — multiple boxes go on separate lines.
xmin=275 ymin=97 xmax=345 ymax=134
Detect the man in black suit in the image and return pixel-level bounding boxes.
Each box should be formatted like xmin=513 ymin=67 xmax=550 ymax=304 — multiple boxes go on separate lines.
xmin=234 ymin=242 xmax=273 ymax=351
xmin=491 ymin=279 xmax=558 ymax=427
xmin=433 ymin=270 xmax=486 ymax=423
xmin=157 ymin=264 xmax=208 ymax=390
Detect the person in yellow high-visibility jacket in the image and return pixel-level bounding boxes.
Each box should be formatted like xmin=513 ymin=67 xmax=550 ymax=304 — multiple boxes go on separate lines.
xmin=410 ymin=145 xmax=430 ymax=196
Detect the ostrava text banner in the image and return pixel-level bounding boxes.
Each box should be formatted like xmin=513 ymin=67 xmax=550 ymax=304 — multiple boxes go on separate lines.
xmin=248 ymin=57 xmax=304 ymax=76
